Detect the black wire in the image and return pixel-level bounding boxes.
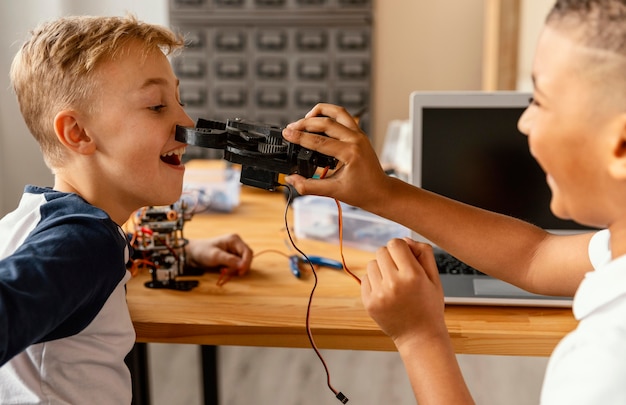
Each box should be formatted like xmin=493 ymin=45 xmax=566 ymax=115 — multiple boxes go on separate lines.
xmin=279 ymin=184 xmax=341 ymax=397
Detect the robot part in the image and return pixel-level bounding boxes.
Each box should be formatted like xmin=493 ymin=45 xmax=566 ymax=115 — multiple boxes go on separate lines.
xmin=129 ymin=204 xmax=198 ymax=291
xmin=175 ymin=117 xmax=337 ymax=191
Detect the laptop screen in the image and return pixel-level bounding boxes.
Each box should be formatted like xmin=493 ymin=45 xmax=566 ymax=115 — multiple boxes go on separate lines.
xmin=410 ymin=91 xmax=588 ymax=233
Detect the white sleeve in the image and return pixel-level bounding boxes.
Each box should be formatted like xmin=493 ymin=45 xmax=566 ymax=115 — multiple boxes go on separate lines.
xmin=588 ymin=229 xmax=611 ymax=270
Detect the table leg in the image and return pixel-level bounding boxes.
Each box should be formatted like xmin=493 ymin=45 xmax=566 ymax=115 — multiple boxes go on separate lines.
xmin=201 ymin=345 xmax=219 ymax=405
xmin=126 ymin=343 xmax=151 ymax=405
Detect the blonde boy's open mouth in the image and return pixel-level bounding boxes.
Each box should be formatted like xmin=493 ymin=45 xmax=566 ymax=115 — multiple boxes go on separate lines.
xmin=160 ymin=147 xmax=185 ymax=166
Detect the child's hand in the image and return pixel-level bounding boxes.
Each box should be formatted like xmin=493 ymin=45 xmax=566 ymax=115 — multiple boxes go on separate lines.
xmin=361 ymin=238 xmax=446 ymax=347
xmin=185 ymin=234 xmax=253 ymax=276
xmin=282 ymin=103 xmax=392 ymax=212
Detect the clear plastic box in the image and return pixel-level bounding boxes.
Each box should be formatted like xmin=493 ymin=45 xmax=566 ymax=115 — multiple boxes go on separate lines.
xmin=292 ymin=195 xmax=411 ymax=252
xmin=181 ymin=164 xmax=242 ymax=213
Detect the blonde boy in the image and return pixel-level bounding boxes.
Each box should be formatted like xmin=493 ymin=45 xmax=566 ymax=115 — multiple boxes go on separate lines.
xmin=0 ymin=15 xmax=252 ymax=404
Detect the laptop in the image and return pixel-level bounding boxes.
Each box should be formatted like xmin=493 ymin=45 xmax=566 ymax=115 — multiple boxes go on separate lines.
xmin=409 ymin=91 xmax=589 ymax=307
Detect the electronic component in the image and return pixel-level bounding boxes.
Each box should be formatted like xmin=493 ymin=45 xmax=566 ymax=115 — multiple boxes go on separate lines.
xmin=289 ymin=254 xmax=343 ymax=278
xmin=129 ymin=204 xmax=198 ymax=291
xmin=175 ymin=118 xmax=337 ymax=191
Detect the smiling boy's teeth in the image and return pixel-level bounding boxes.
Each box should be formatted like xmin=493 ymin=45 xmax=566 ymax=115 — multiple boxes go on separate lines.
xmin=161 ymin=147 xmax=186 ymax=157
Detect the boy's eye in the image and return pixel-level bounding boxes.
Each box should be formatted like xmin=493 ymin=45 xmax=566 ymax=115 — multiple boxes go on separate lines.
xmin=149 ymin=104 xmax=166 ymax=112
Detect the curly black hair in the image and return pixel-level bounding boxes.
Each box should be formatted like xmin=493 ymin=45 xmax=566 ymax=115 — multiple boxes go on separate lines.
xmin=547 ymin=0 xmax=626 ymax=55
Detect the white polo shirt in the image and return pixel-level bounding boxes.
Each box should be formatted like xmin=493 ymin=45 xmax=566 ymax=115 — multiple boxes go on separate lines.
xmin=541 ymin=229 xmax=626 ymax=404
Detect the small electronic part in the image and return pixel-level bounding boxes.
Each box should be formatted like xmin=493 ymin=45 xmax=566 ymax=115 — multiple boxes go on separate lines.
xmin=288 ymin=254 xmax=343 ymax=278
xmin=129 ymin=204 xmax=198 ymax=291
xmin=175 ymin=117 xmax=337 ymax=191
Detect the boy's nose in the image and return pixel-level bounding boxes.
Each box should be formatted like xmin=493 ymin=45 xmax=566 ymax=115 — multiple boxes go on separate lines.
xmin=179 ymin=108 xmax=195 ymax=128
xmin=517 ymin=107 xmax=532 ymax=137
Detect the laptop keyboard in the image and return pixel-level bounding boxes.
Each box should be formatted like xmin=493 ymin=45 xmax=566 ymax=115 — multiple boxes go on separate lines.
xmin=433 ymin=249 xmax=485 ymax=276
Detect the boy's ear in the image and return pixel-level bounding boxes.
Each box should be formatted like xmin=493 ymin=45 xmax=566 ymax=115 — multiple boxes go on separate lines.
xmin=609 ymin=113 xmax=626 ymax=180
xmin=53 ymin=110 xmax=96 ymax=155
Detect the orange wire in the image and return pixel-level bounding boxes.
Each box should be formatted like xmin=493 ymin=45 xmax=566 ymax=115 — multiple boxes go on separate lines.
xmin=318 ymin=166 xmax=360 ymax=285
xmin=254 ymin=249 xmax=291 ymax=260
xmin=129 ymin=259 xmax=155 ymax=277
xmin=333 ymin=199 xmax=361 ymax=285
xmin=215 ymin=249 xmax=292 ymax=287
xmin=216 ymin=267 xmax=233 ymax=287
xmin=319 ymin=166 xmax=330 ymax=179
xmin=127 ymin=207 xmax=148 ymax=249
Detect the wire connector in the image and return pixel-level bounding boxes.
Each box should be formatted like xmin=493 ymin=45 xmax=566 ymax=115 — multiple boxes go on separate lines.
xmin=336 ymin=392 xmax=349 ymax=403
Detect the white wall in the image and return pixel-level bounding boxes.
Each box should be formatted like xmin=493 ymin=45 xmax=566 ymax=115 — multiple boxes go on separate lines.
xmin=0 ymin=1 xmax=60 ymax=216
xmin=0 ymin=1 xmax=168 ymax=216
xmin=372 ymin=0 xmax=485 ymax=151
xmin=516 ymin=0 xmax=554 ymax=91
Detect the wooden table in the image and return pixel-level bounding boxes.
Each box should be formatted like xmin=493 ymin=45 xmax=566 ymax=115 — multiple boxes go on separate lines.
xmin=127 ymin=182 xmax=578 ymax=358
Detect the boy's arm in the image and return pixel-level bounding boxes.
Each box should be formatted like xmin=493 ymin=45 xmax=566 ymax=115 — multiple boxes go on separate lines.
xmin=283 ymin=103 xmax=593 ymax=296
xmin=380 ymin=178 xmax=593 ymax=296
xmin=362 ymin=239 xmax=475 ymax=405
xmin=397 ymin=334 xmax=474 ymax=405
xmin=0 ymin=217 xmax=127 ymax=366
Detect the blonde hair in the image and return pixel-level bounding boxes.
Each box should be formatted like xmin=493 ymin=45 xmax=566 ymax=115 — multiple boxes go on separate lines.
xmin=10 ymin=15 xmax=185 ymax=168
